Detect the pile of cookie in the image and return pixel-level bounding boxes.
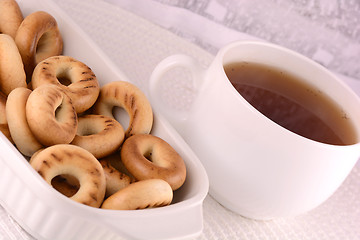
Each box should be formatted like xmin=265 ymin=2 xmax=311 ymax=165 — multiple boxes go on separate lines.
xmin=0 ymin=0 xmax=186 ymax=209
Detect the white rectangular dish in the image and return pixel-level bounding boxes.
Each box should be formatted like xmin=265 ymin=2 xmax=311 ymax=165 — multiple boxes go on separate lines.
xmin=0 ymin=0 xmax=209 ymax=239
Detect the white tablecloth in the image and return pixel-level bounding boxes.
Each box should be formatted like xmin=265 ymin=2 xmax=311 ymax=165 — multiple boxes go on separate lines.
xmin=1 ymin=0 xmax=359 ymax=239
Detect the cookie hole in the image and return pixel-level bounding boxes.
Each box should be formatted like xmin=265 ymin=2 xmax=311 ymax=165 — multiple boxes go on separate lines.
xmin=112 ymin=106 xmax=129 ymax=131
xmin=56 ymin=68 xmax=72 ymax=86
xmin=77 ymin=119 xmax=101 ymax=136
xmin=144 ymin=150 xmax=153 ymax=162
xmin=36 ymin=31 xmax=53 ymax=63
xmin=36 ymin=33 xmax=47 ymax=53
xmin=54 ymin=101 xmax=69 ymax=123
xmin=51 ymin=174 xmax=80 ymax=197
xmin=78 ymin=127 xmax=98 ymax=136
xmin=54 ymin=103 xmax=63 ymax=121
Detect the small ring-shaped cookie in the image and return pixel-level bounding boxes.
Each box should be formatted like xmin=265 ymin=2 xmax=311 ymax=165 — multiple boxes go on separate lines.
xmin=0 ymin=34 xmax=27 ymax=95
xmin=32 ymin=56 xmax=100 ymax=113
xmin=6 ymin=87 xmax=43 ymax=156
xmin=121 ymin=134 xmax=186 ymax=190
xmin=26 ymin=84 xmax=78 ymax=146
xmin=0 ymin=0 xmax=23 ymax=38
xmin=30 ymin=144 xmax=106 ymax=208
xmin=93 ymin=81 xmax=153 ymax=138
xmin=15 ymin=11 xmax=63 ymax=78
xmin=71 ymin=114 xmax=125 ymax=159
xmin=101 ymin=179 xmax=173 ymax=210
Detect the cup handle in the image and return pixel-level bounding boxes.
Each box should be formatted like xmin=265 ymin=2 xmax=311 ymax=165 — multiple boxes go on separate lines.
xmin=149 ymin=54 xmax=206 ymax=126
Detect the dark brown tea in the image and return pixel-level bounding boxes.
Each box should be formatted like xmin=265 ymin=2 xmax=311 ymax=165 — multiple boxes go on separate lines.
xmin=224 ymin=62 xmax=357 ymax=145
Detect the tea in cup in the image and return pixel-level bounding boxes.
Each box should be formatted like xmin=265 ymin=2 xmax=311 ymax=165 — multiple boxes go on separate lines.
xmin=149 ymin=41 xmax=360 ymax=219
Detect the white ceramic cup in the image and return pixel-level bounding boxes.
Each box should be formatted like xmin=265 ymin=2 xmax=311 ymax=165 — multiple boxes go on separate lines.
xmin=149 ymin=41 xmax=360 ymax=219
